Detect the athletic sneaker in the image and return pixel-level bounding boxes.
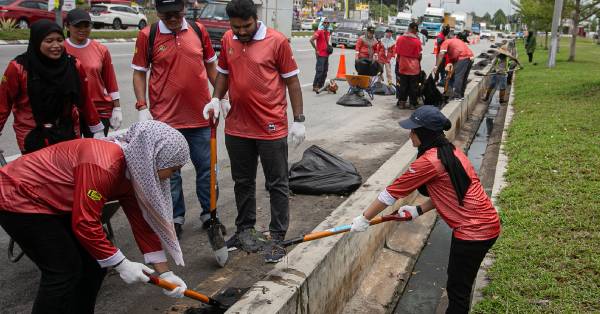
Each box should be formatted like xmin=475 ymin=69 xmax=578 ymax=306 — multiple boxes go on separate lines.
xmin=264 ymin=233 xmax=286 ymax=263
xmin=238 ymin=228 xmax=267 ymax=253
xmin=226 ymin=234 xmax=240 ymax=252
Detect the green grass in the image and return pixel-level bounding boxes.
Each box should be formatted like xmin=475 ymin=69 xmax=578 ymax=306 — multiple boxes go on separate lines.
xmin=0 ymin=29 xmax=139 ymax=41
xmin=472 ymin=39 xmax=600 ymax=313
xmin=292 ymin=31 xmax=313 ymax=37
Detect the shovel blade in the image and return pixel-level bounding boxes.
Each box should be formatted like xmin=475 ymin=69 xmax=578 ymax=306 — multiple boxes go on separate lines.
xmin=207 ymin=219 xmax=228 ymax=267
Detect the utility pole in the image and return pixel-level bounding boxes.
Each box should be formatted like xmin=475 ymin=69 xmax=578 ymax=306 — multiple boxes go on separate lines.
xmin=548 ymin=0 xmax=564 ymax=68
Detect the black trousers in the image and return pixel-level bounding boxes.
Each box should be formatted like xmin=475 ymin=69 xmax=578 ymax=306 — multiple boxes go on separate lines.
xmin=224 ymin=135 xmax=289 ymax=236
xmin=527 ymin=52 xmax=534 ymax=63
xmin=81 ymin=117 xmax=110 ymax=138
xmin=0 ymin=211 xmax=106 ymax=314
xmin=446 ymin=235 xmax=497 ymax=314
xmin=397 ymin=73 xmax=419 ymax=107
xmin=312 ymin=56 xmax=329 ymax=89
xmin=451 ymin=58 xmax=473 ymax=99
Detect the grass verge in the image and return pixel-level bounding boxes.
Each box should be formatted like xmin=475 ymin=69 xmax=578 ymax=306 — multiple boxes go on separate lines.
xmin=292 ymin=31 xmax=313 ymax=37
xmin=472 ymin=39 xmax=600 ymax=312
xmin=1 ymin=29 xmax=139 ymax=41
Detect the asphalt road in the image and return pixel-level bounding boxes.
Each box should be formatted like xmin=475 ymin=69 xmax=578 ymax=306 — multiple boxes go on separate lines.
xmin=0 ymin=36 xmax=492 ymax=313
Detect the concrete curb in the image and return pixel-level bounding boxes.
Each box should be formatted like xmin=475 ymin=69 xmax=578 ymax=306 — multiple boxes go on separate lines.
xmin=225 ymin=66 xmax=491 ymax=314
xmin=0 ymin=38 xmax=137 ymax=45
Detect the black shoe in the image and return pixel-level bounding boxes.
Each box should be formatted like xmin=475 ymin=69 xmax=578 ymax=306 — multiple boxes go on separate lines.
xmin=237 ymin=228 xmax=268 ymax=253
xmin=174 ymin=223 xmax=183 ymax=240
xmin=226 ymin=233 xmax=240 ymax=252
xmin=264 ymin=234 xmax=286 ymax=263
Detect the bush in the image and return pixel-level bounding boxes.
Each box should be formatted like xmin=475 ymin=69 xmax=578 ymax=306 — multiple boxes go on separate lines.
xmin=0 ymin=18 xmax=17 ymax=32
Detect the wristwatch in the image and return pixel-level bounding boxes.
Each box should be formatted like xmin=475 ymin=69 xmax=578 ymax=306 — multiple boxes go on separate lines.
xmin=294 ymin=114 xmax=305 ymax=123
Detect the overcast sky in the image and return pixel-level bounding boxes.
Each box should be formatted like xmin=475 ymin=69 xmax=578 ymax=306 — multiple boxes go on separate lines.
xmin=408 ymin=0 xmax=513 ymax=17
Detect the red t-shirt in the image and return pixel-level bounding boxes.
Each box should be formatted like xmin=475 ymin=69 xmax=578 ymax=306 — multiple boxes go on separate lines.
xmin=0 ymin=139 xmax=165 ymax=267
xmin=0 ymin=60 xmax=102 ymax=152
xmin=395 ymin=33 xmax=422 ymax=75
xmin=440 ymin=38 xmax=474 ymax=64
xmin=65 ymin=39 xmax=119 ymax=118
xmin=384 ymin=148 xmax=501 ymax=241
xmin=131 ymin=20 xmax=216 ymax=129
xmin=217 ymin=23 xmax=299 ymax=140
xmin=312 ymin=29 xmax=330 ymax=57
xmin=355 ymin=36 xmax=381 ymax=60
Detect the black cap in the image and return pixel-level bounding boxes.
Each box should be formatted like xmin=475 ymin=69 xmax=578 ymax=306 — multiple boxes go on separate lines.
xmin=399 ymin=105 xmax=451 ymax=132
xmin=367 ymin=26 xmax=375 ymax=32
xmin=155 ymin=0 xmax=184 ymax=13
xmin=66 ymin=8 xmax=91 ymax=25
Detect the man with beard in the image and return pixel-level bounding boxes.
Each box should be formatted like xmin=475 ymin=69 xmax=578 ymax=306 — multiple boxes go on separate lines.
xmin=204 ymin=0 xmax=305 ymax=263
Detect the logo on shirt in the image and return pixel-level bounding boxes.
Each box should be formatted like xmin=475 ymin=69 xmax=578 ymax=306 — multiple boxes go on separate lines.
xmin=1 ymin=75 xmax=6 ymax=83
xmin=267 ymin=122 xmax=276 ymax=133
xmin=87 ymin=189 xmax=103 ymax=201
xmin=158 ymin=45 xmax=167 ymax=53
xmin=228 ymin=47 xmax=234 ymax=55
xmin=408 ymin=167 xmax=416 ymax=174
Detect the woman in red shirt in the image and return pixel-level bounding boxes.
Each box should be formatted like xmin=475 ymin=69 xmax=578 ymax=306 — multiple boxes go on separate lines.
xmin=351 ymin=106 xmax=501 ymax=314
xmin=0 ymin=121 xmax=190 ymax=313
xmin=0 ymin=20 xmax=102 ymax=154
xmin=64 ymin=8 xmax=122 ymax=137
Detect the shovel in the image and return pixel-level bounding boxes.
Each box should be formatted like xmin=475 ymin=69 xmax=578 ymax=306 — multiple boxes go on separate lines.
xmin=280 ymin=211 xmax=412 ymax=248
xmin=207 ymin=112 xmax=228 ymax=267
xmin=145 ymin=273 xmax=228 ymax=311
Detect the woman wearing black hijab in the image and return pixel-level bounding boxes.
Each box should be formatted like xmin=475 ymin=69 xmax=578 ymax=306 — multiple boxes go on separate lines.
xmin=351 ymin=106 xmax=501 ymax=314
xmin=0 ymin=20 xmax=102 ymax=154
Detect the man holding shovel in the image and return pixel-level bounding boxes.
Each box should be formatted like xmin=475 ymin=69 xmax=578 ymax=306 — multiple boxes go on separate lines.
xmin=204 ymin=0 xmax=305 ymax=263
xmin=434 ymin=32 xmax=473 ymax=101
xmin=482 ymin=46 xmax=522 ymax=104
xmin=350 ymin=106 xmax=501 ymax=314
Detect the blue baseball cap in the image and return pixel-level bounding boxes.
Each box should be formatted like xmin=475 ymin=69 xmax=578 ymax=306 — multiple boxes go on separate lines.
xmin=399 ymin=105 xmax=451 ymax=132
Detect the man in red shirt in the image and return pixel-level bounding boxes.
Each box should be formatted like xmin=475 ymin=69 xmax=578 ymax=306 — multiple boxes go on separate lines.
xmin=351 ymin=106 xmax=500 ymax=313
xmin=131 ymin=0 xmax=220 ymax=238
xmin=395 ymin=22 xmax=422 ymax=109
xmin=434 ymin=32 xmax=474 ymax=100
xmin=434 ymin=25 xmax=451 ymax=87
xmin=204 ymin=0 xmax=304 ymax=263
xmin=309 ymin=17 xmax=332 ymax=93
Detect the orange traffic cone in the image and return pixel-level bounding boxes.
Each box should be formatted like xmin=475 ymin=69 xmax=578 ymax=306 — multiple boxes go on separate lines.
xmin=432 ymin=41 xmax=439 ymax=54
xmin=335 ymin=44 xmax=347 ymax=81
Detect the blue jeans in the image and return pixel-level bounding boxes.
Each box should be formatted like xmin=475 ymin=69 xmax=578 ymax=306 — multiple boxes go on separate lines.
xmin=171 ymin=127 xmax=211 ymax=225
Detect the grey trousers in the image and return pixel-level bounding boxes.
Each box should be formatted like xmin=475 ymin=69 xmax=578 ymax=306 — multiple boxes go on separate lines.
xmin=451 ymin=58 xmax=473 ymax=98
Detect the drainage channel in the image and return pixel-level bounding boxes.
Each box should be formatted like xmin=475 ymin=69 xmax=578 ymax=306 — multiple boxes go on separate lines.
xmin=393 ymin=92 xmax=503 ymax=314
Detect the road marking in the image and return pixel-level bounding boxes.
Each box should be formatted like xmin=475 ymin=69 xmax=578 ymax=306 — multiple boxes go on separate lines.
xmin=112 ymin=53 xmax=134 ymax=57
xmin=295 ymin=49 xmax=314 ymax=52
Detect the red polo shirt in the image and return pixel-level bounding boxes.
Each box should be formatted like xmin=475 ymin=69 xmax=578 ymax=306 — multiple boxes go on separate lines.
xmin=440 ymin=38 xmax=474 ymax=64
xmin=383 ymin=147 xmax=501 ymax=241
xmin=65 ymin=38 xmax=119 ymax=119
xmin=312 ymin=29 xmax=330 ymax=57
xmin=217 ymin=22 xmax=299 ymax=140
xmin=0 ymin=139 xmax=165 ymax=267
xmin=395 ymin=33 xmax=422 ymax=75
xmin=131 ymin=19 xmax=216 ymax=129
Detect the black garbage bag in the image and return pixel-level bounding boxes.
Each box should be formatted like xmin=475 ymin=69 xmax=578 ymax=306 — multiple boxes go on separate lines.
xmin=289 ymin=145 xmax=362 ymax=195
xmin=355 ymin=58 xmax=382 ymax=76
xmin=336 ymin=92 xmax=372 ymax=107
xmin=472 ymin=59 xmax=489 ymax=70
xmin=372 ymin=81 xmax=396 ymax=95
xmin=477 ymin=52 xmax=491 ymax=59
xmin=422 ymin=74 xmax=444 ymax=107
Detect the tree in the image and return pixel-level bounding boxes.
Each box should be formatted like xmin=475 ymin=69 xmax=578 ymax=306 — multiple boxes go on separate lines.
xmin=567 ymin=0 xmax=600 ymax=61
xmin=482 ymin=12 xmax=492 ymax=23
xmin=492 ymin=9 xmax=508 ymax=27
xmin=512 ymin=0 xmax=556 ymax=49
xmin=368 ymin=2 xmax=397 ymax=23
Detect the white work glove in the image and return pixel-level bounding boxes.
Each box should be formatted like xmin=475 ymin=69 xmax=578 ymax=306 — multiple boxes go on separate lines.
xmin=114 ymin=258 xmax=154 ymax=284
xmin=289 ymin=122 xmax=305 ymax=146
xmin=138 ymin=108 xmax=153 ymax=122
xmin=110 ymin=107 xmax=122 ymax=130
xmin=398 ymin=205 xmax=420 ymax=220
xmin=350 ymin=214 xmax=370 ymax=232
xmin=202 ymin=97 xmax=220 ymax=122
xmin=159 ymin=271 xmax=187 ymax=298
xmin=220 ymin=98 xmax=231 ymax=118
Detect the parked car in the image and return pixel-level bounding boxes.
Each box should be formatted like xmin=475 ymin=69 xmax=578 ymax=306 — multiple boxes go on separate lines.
xmin=480 ymin=30 xmax=492 ymax=39
xmin=89 ymin=3 xmax=147 ymax=30
xmin=196 ymin=0 xmax=229 ymax=51
xmin=331 ymin=20 xmax=364 ymax=48
xmin=0 ymin=0 xmax=66 ymax=29
xmin=301 ymin=18 xmax=315 ymax=31
xmin=374 ymin=25 xmax=387 ymax=40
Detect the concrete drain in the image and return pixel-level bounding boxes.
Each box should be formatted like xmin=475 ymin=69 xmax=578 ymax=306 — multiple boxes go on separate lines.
xmin=184 ymin=287 xmax=250 ymax=314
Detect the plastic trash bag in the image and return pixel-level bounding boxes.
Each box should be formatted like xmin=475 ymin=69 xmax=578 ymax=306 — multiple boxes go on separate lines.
xmin=289 ymin=145 xmax=362 ymax=195
xmin=372 ymin=81 xmax=396 ymax=95
xmin=336 ymin=92 xmax=372 ymax=107
xmin=355 ymin=58 xmax=382 ymax=76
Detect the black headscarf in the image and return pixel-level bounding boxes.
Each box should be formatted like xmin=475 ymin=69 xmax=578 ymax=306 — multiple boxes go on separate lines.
xmin=414 ymin=126 xmax=472 ymax=206
xmin=14 ymin=20 xmax=81 ymax=152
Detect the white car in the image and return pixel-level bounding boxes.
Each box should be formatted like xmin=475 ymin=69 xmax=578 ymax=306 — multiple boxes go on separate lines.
xmin=480 ymin=30 xmax=493 ymax=39
xmin=90 ymin=4 xmax=147 ymax=30
xmin=301 ymin=19 xmax=315 ymax=31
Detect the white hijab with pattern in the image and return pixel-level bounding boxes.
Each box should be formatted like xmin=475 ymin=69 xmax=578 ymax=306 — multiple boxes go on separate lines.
xmin=107 ymin=120 xmax=190 ymax=266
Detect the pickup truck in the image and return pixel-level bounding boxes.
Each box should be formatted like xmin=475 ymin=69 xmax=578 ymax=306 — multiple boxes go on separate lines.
xmin=331 ymin=20 xmax=364 ymax=48
xmin=195 ymin=0 xmax=230 ymax=51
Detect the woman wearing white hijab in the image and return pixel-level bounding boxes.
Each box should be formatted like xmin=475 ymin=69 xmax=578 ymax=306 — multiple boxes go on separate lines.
xmin=0 ymin=120 xmax=190 ymax=314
